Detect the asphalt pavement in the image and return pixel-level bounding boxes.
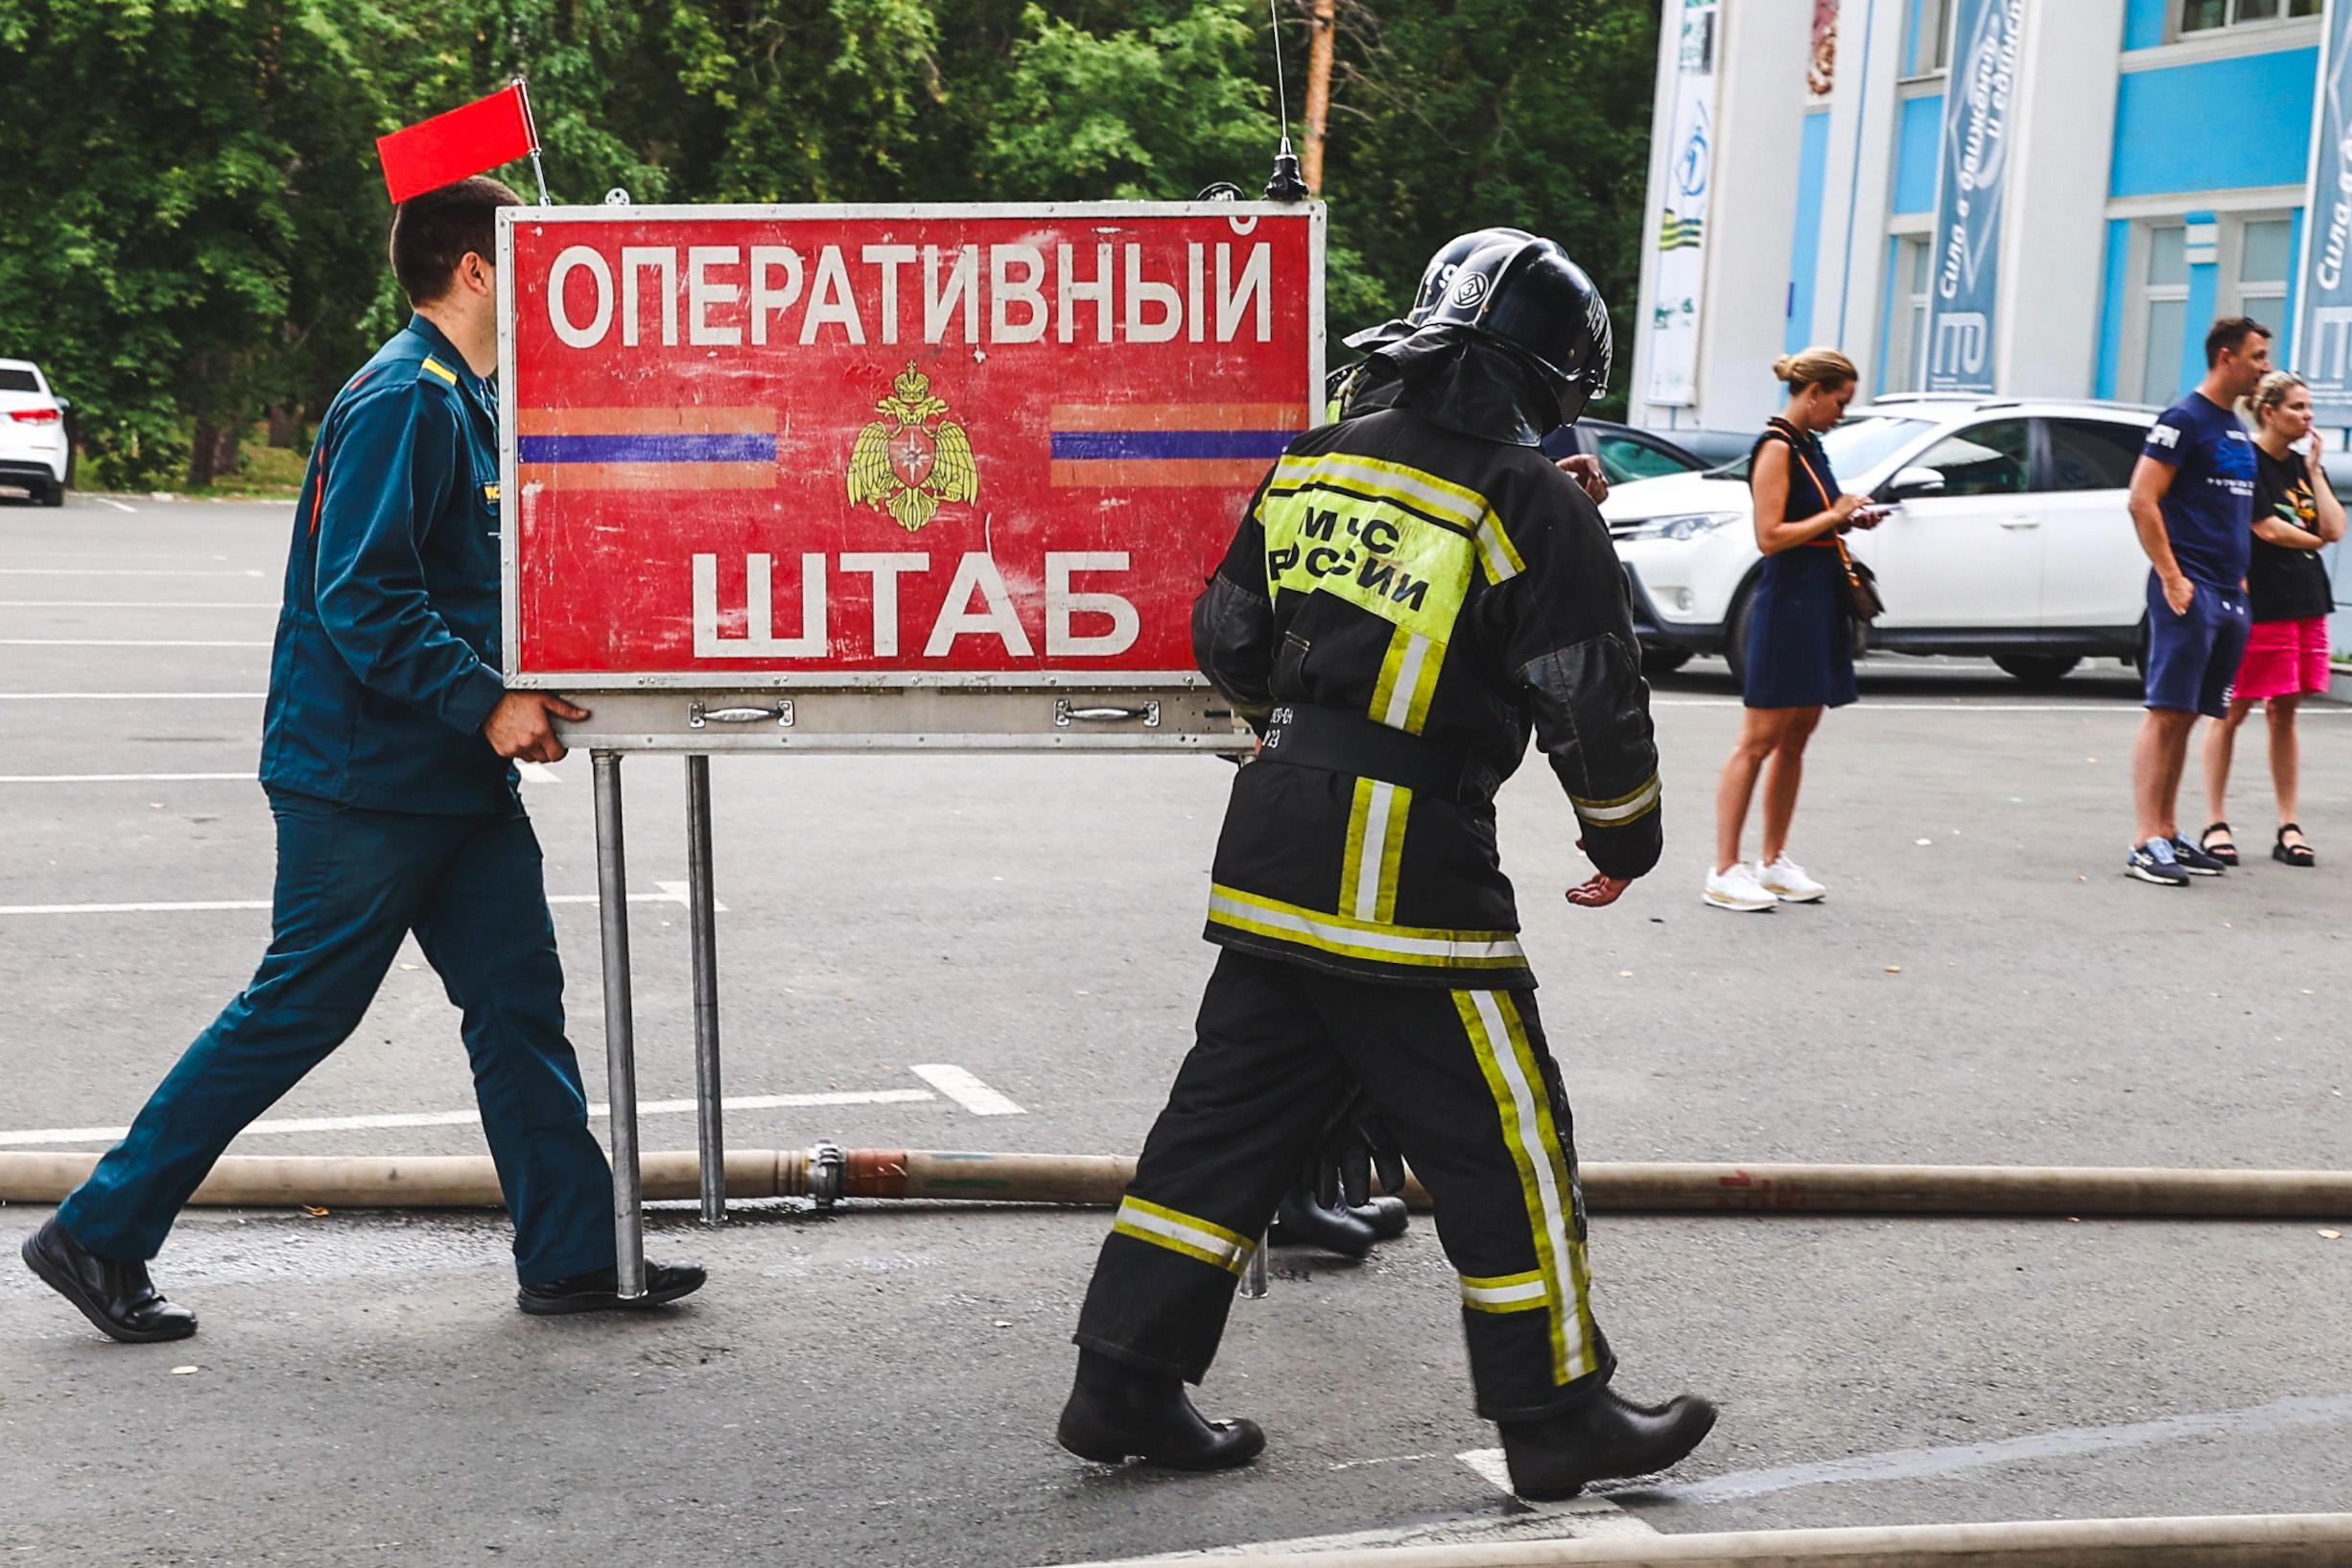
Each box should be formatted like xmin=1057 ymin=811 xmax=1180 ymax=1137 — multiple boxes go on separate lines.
xmin=2 ymin=494 xmax=2348 ymax=1566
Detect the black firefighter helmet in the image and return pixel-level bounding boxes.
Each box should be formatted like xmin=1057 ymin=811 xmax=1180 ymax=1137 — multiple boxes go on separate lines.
xmin=1413 ymin=234 xmax=1612 ymax=431
xmin=1338 ymin=225 xmax=1537 ymax=353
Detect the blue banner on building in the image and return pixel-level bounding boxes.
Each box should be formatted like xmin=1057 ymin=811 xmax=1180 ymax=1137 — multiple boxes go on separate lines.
xmin=2297 ymin=0 xmax=2352 ymax=415
xmin=1923 ymin=0 xmax=2023 ymax=395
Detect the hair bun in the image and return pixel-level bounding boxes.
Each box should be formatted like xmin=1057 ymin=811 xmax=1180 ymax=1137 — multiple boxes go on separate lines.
xmin=1771 ymin=354 xmax=1797 ymax=382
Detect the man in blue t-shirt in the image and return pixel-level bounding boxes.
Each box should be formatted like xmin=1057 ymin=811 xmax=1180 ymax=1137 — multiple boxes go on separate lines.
xmin=2122 ymin=316 xmax=2270 ymax=886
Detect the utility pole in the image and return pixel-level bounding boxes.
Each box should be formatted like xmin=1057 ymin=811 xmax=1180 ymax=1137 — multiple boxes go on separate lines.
xmin=1302 ymin=0 xmax=1337 ymax=197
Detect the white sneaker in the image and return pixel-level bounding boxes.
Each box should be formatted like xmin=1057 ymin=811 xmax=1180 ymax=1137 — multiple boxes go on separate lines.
xmin=1703 ymin=862 xmax=1778 ymax=912
xmin=1757 ymin=854 xmax=1826 ymax=902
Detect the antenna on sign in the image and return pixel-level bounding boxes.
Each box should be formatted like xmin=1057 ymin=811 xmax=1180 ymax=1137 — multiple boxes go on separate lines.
xmin=1262 ymin=0 xmax=1307 ymax=201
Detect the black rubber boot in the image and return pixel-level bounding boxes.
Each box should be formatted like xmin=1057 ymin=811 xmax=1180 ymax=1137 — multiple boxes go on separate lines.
xmin=1357 ymin=1194 xmax=1410 ymax=1241
xmin=1266 ymin=1182 xmax=1378 ymax=1257
xmin=1056 ymin=1349 xmax=1266 ymax=1471
xmin=1497 ymin=1386 xmax=1718 ymax=1500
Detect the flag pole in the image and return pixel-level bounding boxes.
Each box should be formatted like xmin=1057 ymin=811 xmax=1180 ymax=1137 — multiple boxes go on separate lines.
xmin=514 ymin=77 xmax=552 ymax=204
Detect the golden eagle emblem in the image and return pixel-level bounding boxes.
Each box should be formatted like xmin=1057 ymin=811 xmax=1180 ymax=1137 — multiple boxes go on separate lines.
xmin=847 ymin=362 xmax=978 ymax=532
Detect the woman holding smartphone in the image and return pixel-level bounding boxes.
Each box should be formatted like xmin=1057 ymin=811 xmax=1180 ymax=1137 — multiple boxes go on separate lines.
xmin=1705 ymin=347 xmax=1883 ymax=912
xmin=2199 ymin=370 xmax=2344 ymax=868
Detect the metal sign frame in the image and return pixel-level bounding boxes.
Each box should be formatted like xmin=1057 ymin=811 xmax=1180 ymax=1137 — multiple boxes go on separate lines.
xmin=494 ymin=200 xmax=1325 ymax=714
xmin=492 ymin=199 xmax=1322 ymax=1293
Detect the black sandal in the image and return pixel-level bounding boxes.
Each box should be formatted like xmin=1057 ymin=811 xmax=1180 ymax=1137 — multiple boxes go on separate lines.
xmin=2200 ymin=822 xmax=2241 ymax=867
xmin=2273 ymin=824 xmax=2316 ymax=868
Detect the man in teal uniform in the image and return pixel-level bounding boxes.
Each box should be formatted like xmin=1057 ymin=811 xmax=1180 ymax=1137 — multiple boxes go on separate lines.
xmin=21 ymin=176 xmax=703 ymax=1342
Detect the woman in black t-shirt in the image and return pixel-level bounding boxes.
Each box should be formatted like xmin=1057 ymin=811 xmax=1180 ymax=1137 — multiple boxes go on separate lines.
xmin=2200 ymin=371 xmax=2345 ymax=867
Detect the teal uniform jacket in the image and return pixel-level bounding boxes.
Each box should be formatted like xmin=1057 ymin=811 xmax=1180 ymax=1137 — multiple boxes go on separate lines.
xmin=260 ymin=315 xmax=512 ymax=813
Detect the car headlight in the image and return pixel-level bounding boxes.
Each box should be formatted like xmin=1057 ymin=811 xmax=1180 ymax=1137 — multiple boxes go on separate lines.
xmin=1622 ymin=510 xmax=1742 ymax=542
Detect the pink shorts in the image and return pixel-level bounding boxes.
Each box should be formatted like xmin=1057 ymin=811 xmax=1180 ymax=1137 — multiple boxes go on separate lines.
xmin=2232 ymin=615 xmax=2333 ymax=703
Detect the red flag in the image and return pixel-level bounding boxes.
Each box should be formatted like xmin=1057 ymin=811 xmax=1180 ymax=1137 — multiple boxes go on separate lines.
xmin=376 ymin=82 xmax=539 ymax=204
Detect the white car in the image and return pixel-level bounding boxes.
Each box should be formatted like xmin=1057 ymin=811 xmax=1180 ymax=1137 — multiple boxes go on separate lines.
xmin=1603 ymin=394 xmax=2160 ymax=685
xmin=0 ymin=359 xmax=70 ymax=507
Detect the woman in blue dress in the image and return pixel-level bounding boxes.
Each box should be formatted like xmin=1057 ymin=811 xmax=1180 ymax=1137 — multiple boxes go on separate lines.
xmin=1705 ymin=346 xmax=1883 ymax=912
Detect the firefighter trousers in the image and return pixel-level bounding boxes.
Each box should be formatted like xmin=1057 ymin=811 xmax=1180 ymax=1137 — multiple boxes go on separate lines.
xmin=1074 ymin=947 xmax=1614 ymax=1421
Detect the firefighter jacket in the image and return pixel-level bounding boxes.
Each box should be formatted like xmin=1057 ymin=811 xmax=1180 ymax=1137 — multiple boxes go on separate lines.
xmin=1190 ymin=390 xmax=1662 ymax=990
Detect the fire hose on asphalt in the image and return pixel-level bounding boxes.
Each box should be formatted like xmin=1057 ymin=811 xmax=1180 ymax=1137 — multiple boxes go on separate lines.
xmin=1048 ymin=1512 xmax=2352 ymax=1567
xmin=1 ymin=1147 xmax=2349 ymax=1218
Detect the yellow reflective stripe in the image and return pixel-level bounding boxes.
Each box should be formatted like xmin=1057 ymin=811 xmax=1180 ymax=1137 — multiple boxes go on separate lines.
xmin=1457 ymin=989 xmax=1595 ymax=1384
xmin=1112 ymin=1196 xmax=1254 ymax=1276
xmin=1207 ymin=885 xmax=1526 ymax=969
xmin=1460 ymin=1270 xmax=1549 ymax=1313
xmin=1473 ymin=514 xmax=1525 ymax=584
xmin=1260 ymin=492 xmax=1472 ymax=644
xmin=1340 ymin=778 xmax=1412 ymax=924
xmin=1273 ymin=451 xmax=1492 ymax=534
xmin=419 ymin=357 xmax=459 ymax=386
xmin=1571 ymin=773 xmax=1661 ymax=826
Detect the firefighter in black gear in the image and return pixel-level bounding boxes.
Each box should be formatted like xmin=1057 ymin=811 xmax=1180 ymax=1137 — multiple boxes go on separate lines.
xmin=1058 ymin=235 xmax=1717 ymax=1498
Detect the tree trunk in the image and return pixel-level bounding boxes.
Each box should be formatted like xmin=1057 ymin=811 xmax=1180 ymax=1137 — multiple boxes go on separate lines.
xmin=266 ymin=403 xmax=301 ymax=449
xmin=187 ymin=418 xmax=244 ymax=488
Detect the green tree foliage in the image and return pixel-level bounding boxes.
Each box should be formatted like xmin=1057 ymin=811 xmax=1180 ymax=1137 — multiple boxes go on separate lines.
xmin=0 ymin=0 xmax=1658 ymax=488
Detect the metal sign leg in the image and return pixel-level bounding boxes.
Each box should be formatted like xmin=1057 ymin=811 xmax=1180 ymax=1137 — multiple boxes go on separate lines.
xmin=592 ymin=750 xmax=647 ymax=1299
xmin=685 ymin=753 xmax=726 ymax=1227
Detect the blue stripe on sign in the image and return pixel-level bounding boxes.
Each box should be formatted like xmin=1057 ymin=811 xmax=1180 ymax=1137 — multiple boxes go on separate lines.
xmin=517 ymin=433 xmax=778 ymax=463
xmin=1049 ymin=430 xmax=1293 ymax=460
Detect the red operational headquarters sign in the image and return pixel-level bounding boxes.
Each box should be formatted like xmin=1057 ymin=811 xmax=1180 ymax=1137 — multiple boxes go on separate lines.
xmin=501 ymin=204 xmax=1324 ymax=682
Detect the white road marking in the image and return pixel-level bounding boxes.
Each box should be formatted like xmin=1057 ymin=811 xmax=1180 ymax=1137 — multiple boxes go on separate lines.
xmin=1652 ymin=698 xmax=2351 ymax=714
xmin=10 ymin=550 xmax=226 ymax=562
xmin=1 ymin=890 xmax=696 ymax=917
xmin=88 ymin=497 xmax=139 ymax=513
xmin=0 ymin=691 xmax=266 ymax=701
xmin=0 ymin=568 xmax=264 ymax=576
xmin=0 ymin=771 xmax=251 ymax=784
xmin=0 ymin=1088 xmax=939 ymax=1148
xmin=650 ymin=878 xmax=721 ymax=911
xmin=1456 ymin=1448 xmax=1659 ymax=1535
xmin=0 ymin=639 xmax=270 ymax=647
xmin=1643 ymin=1391 xmax=2352 ymax=1506
xmin=0 ymin=600 xmax=276 ymax=608
xmin=908 ymin=1064 xmax=1025 ymax=1116
xmin=0 ymin=767 xmax=553 ymax=786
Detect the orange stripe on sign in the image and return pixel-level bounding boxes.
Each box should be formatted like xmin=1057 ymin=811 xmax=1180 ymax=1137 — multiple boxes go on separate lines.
xmin=1048 ymin=458 xmax=1268 ymax=488
xmin=517 ymin=461 xmax=775 ymax=492
xmin=1048 ymin=403 xmax=1307 ymax=432
xmin=516 ymin=407 xmax=775 ymax=436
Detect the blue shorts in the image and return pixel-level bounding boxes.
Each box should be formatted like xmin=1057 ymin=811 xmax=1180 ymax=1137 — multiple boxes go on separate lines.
xmin=2143 ymin=573 xmax=2250 ymax=718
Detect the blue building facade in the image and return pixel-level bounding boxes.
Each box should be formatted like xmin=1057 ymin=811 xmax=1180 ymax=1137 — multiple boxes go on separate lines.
xmin=1631 ymin=0 xmax=2330 ymax=437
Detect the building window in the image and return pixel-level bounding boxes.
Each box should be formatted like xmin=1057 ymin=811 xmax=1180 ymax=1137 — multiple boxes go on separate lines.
xmin=2137 ymin=225 xmax=2190 ymax=407
xmin=2231 ymin=216 xmax=2293 ymax=326
xmin=2179 ymin=0 xmax=2320 ymax=34
xmin=1912 ymin=0 xmax=1953 ymax=73
xmin=1883 ymin=237 xmax=1933 ymax=393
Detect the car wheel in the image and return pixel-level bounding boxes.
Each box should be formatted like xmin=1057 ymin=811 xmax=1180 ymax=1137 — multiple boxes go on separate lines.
xmin=1991 ymin=654 xmax=2080 ymax=686
xmin=37 ymin=479 xmax=64 ymax=507
xmin=1639 ymin=647 xmax=1693 ymax=676
xmin=1722 ymin=586 xmax=1757 ymax=693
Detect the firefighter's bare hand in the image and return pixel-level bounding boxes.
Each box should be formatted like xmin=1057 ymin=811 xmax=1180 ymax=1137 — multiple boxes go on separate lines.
xmin=1565 ymin=871 xmax=1631 ymax=908
xmin=1556 ymin=453 xmax=1610 ymax=504
xmin=484 ymin=691 xmax=591 ymax=763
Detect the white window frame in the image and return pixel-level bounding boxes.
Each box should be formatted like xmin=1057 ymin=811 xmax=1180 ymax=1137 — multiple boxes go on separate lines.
xmin=2221 ymin=210 xmax=2294 ymax=327
xmin=1907 ymin=0 xmax=1954 ymax=79
xmin=1883 ymin=233 xmax=1935 ymax=394
xmin=2120 ymin=222 xmax=2192 ymax=409
xmin=2171 ymin=0 xmax=2322 ymax=43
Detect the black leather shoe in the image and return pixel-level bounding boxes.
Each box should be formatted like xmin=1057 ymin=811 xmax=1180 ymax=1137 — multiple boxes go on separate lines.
xmin=1357 ymin=1194 xmax=1410 ymax=1241
xmin=516 ymin=1261 xmax=706 ymax=1316
xmin=1498 ymin=1386 xmax=1718 ymax=1500
xmin=21 ymin=1219 xmax=198 ymax=1344
xmin=1266 ymin=1184 xmax=1378 ymax=1258
xmin=1056 ymin=1350 xmax=1265 ymax=1471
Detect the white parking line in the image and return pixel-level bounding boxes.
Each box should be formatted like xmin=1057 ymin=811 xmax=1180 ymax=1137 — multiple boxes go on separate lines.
xmin=908 ymin=1064 xmax=1025 ymax=1115
xmin=1455 ymin=1448 xmax=1658 ymax=1534
xmin=0 ymin=1087 xmax=939 ymax=1148
xmin=0 ymin=639 xmax=271 ymax=647
xmin=1 ymin=889 xmax=697 ymax=917
xmin=0 ymin=568 xmax=263 ymax=577
xmin=87 ymin=497 xmax=139 ymax=513
xmin=0 ymin=691 xmax=266 ymax=701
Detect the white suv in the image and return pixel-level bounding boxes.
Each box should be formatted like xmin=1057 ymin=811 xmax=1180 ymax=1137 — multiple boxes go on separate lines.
xmin=0 ymin=359 xmax=70 ymax=507
xmin=1604 ymin=395 xmax=2159 ymax=685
